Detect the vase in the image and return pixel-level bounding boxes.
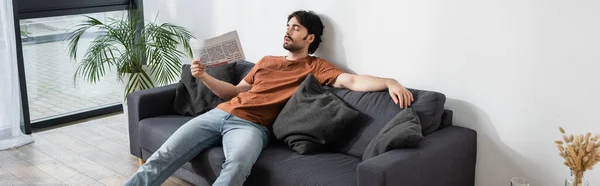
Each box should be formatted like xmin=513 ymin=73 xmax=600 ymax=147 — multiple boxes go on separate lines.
xmin=510 ymin=177 xmax=530 ymax=186
xmin=565 ymin=170 xmax=589 ymax=186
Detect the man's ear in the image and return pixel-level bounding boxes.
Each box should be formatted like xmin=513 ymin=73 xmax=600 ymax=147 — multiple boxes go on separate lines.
xmin=305 ymin=34 xmax=315 ymax=44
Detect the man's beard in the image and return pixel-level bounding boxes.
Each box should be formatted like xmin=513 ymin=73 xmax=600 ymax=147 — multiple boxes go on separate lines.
xmin=283 ymin=42 xmax=303 ymax=52
xmin=283 ymin=34 xmax=307 ymax=52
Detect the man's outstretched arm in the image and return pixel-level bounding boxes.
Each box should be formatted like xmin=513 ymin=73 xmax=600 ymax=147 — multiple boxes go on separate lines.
xmin=332 ymin=73 xmax=414 ymax=108
xmin=191 ymin=58 xmax=252 ymax=100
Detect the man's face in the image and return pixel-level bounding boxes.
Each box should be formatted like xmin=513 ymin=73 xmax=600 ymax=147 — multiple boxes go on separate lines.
xmin=283 ymin=17 xmax=312 ymax=52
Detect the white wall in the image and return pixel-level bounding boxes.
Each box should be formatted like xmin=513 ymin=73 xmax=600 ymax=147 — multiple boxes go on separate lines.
xmin=144 ymin=0 xmax=600 ymax=185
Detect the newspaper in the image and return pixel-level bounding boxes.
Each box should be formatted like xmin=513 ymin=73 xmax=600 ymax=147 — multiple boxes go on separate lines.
xmin=190 ymin=30 xmax=245 ymax=67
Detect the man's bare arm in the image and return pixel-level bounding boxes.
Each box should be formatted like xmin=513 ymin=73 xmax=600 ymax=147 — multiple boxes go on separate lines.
xmin=198 ymin=75 xmax=251 ymax=100
xmin=333 ymin=73 xmax=413 ymax=108
xmin=332 ymin=73 xmax=391 ymax=91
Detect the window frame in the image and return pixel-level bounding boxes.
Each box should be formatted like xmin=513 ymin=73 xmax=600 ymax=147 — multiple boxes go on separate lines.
xmin=13 ymin=0 xmax=144 ymax=134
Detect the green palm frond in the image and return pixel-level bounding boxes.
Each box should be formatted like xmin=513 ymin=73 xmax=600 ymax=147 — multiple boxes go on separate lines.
xmin=73 ymin=35 xmax=118 ymax=85
xmin=144 ymin=22 xmax=188 ymax=86
xmin=65 ymin=9 xmax=195 ymax=98
xmin=163 ymin=23 xmax=194 ymax=57
xmin=65 ymin=16 xmax=110 ymax=60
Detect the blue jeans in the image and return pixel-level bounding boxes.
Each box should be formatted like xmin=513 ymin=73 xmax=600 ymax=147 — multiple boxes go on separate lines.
xmin=125 ymin=108 xmax=270 ymax=186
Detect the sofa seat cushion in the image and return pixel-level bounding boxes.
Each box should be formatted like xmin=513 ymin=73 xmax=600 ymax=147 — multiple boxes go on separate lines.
xmin=177 ymin=144 xmax=359 ymax=186
xmin=170 ymin=145 xmax=359 ymax=186
xmin=138 ymin=115 xmax=193 ymax=151
xmin=182 ymin=146 xmax=226 ymax=182
xmin=139 ymin=116 xmax=358 ymax=186
xmin=245 ymin=145 xmax=359 ymax=186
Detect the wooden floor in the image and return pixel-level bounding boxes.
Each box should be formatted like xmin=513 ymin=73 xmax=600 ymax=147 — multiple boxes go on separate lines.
xmin=0 ymin=113 xmax=193 ymax=186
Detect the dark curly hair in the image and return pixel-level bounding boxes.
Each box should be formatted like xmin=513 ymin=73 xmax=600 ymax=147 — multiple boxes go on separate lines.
xmin=287 ymin=10 xmax=324 ymax=54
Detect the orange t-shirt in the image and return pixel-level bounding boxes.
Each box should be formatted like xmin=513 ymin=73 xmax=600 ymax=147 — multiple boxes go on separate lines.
xmin=216 ymin=55 xmax=345 ymax=127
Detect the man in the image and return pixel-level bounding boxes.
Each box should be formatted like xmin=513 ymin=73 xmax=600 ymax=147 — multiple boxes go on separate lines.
xmin=125 ymin=10 xmax=413 ymax=186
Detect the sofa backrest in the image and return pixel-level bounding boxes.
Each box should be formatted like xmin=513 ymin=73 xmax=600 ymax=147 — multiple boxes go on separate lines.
xmin=326 ymin=88 xmax=446 ymax=158
xmin=232 ymin=61 xmax=448 ymax=158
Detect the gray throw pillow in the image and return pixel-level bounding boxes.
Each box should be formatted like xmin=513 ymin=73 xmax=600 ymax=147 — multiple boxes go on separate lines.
xmin=173 ymin=63 xmax=236 ymax=116
xmin=273 ymin=74 xmax=359 ymax=154
xmin=362 ymin=108 xmax=424 ymax=161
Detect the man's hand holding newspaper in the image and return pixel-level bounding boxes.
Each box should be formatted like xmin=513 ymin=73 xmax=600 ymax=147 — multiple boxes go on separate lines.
xmin=190 ymin=58 xmax=208 ymax=79
xmin=190 ymin=30 xmax=245 ymax=67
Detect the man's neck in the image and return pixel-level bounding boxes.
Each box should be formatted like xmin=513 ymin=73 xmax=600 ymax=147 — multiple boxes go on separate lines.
xmin=285 ymin=51 xmax=309 ymax=61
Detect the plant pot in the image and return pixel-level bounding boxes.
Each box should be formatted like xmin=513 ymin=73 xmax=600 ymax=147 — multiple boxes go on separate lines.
xmin=118 ymin=66 xmax=155 ymax=116
xmin=118 ymin=72 xmax=133 ymax=117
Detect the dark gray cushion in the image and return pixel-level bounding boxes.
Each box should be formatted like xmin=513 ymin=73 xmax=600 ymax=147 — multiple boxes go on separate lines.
xmin=172 ymin=63 xmax=236 ymax=116
xmin=138 ymin=115 xmax=192 ymax=151
xmin=245 ymin=146 xmax=359 ymax=186
xmin=233 ymin=60 xmax=255 ymax=84
xmin=273 ymin=74 xmax=359 ymax=154
xmin=326 ymin=88 xmax=445 ymax=158
xmin=362 ymin=108 xmax=424 ymax=161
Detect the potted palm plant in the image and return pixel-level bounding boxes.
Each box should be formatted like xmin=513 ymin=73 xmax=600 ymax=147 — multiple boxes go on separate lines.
xmin=65 ymin=11 xmax=194 ymax=101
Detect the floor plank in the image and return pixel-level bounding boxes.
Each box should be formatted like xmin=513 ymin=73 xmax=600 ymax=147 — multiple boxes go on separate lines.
xmin=0 ymin=151 xmax=31 ymax=169
xmin=162 ymin=179 xmax=183 ymax=186
xmin=35 ymin=131 xmax=137 ymax=178
xmin=77 ymin=121 xmax=130 ymax=146
xmin=98 ymin=174 xmax=129 ymax=186
xmin=28 ymin=134 xmax=91 ymax=164
xmin=167 ymin=176 xmax=193 ymax=186
xmin=0 ymin=167 xmax=29 ymax=186
xmin=6 ymin=143 xmax=105 ymax=186
xmin=7 ymin=145 xmax=60 ymax=165
xmin=35 ymin=162 xmax=104 ymax=186
xmin=54 ymin=128 xmax=137 ymax=165
xmin=33 ymin=126 xmax=137 ymax=165
xmin=30 ymin=134 xmax=119 ymax=181
xmin=4 ymin=164 xmax=65 ymax=186
xmin=0 ymin=113 xmax=192 ymax=186
xmin=104 ymin=121 xmax=129 ymax=135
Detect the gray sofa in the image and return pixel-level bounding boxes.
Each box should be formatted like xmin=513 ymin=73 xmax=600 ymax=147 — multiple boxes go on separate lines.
xmin=127 ymin=61 xmax=477 ymax=186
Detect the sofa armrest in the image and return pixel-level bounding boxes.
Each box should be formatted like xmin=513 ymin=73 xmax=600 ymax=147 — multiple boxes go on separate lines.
xmin=357 ymin=126 xmax=477 ymax=186
xmin=127 ymin=83 xmax=178 ymax=157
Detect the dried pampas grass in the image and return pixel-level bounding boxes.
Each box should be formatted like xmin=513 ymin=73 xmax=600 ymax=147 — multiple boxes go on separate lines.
xmin=557 ymin=127 xmax=600 ymax=186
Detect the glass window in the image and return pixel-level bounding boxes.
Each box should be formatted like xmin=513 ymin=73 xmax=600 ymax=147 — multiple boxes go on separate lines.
xmin=20 ymin=10 xmax=127 ymax=122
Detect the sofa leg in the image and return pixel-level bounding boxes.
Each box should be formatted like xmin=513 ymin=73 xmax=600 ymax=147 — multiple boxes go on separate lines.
xmin=138 ymin=158 xmax=145 ymax=166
